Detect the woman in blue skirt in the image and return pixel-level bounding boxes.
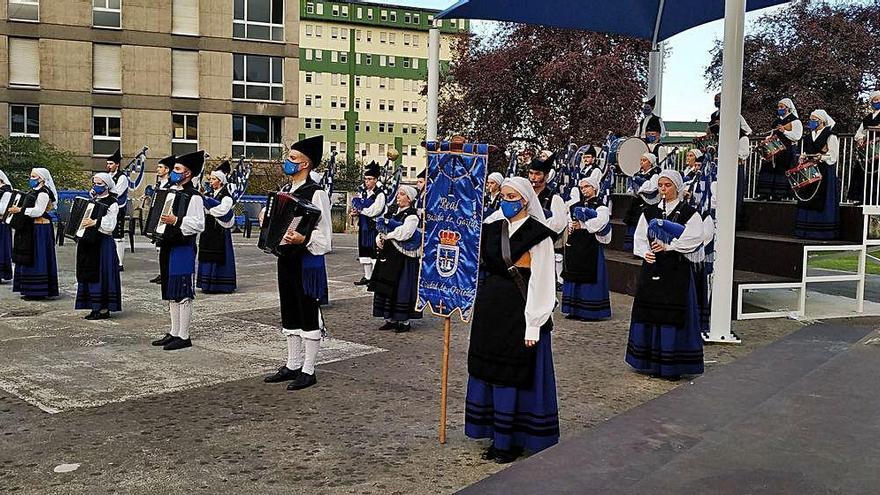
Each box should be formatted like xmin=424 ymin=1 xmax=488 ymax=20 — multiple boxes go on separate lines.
xmin=197 ymin=161 xmax=237 ymax=294
xmin=625 ymin=170 xmax=705 ymax=380
xmin=370 ymin=185 xmax=422 ymax=333
xmin=8 ymin=168 xmax=58 ymax=300
xmin=795 ymin=110 xmax=840 ymax=240
xmin=466 ymin=177 xmax=558 ymax=464
xmin=0 ymin=170 xmax=15 ymax=282
xmin=75 ymin=173 xmax=122 ymax=319
xmin=561 ymin=175 xmax=612 ymax=321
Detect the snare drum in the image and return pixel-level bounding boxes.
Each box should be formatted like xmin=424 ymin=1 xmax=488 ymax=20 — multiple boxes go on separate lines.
xmin=759 ymin=135 xmax=787 ymax=161
xmin=786 ymin=156 xmax=822 ymax=192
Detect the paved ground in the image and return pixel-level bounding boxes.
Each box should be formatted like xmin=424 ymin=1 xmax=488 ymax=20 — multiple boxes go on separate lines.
xmin=0 ymin=233 xmax=810 ymax=494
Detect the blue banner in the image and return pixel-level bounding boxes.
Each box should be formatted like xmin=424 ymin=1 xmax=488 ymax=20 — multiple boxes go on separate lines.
xmin=418 ymin=141 xmax=489 ymax=322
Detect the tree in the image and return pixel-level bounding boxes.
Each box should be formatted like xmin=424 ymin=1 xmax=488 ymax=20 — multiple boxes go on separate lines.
xmin=705 ymin=0 xmax=880 ymax=133
xmin=438 ymin=24 xmax=651 ymax=170
xmin=0 ymin=137 xmax=91 ymax=189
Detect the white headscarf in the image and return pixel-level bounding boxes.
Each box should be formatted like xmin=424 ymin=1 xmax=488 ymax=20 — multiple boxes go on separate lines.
xmin=810 ymin=109 xmax=836 ymax=129
xmin=580 ymin=174 xmax=600 ymax=193
xmin=688 ymin=149 xmax=703 ymax=161
xmin=740 ymin=116 xmax=753 ymax=135
xmin=488 ymin=172 xmax=504 ymax=187
xmin=642 ymin=153 xmax=657 ymax=167
xmin=310 ymin=170 xmax=322 ymax=183
xmin=211 ymin=171 xmax=228 ymax=184
xmin=870 ymin=90 xmax=880 ymax=102
xmin=501 ymin=177 xmax=547 ymax=223
xmin=658 ymin=169 xmax=684 ymax=199
xmin=779 ymin=98 xmax=799 ymax=118
xmin=0 ymin=170 xmax=10 ymax=186
xmin=398 ymin=185 xmax=418 ymax=203
xmin=32 ymin=168 xmax=58 ymax=202
xmin=94 ymin=172 xmax=116 ymax=192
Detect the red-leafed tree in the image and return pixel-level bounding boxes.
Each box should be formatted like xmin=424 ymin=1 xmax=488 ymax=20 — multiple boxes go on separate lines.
xmin=438 ymin=24 xmax=651 ymax=169
xmin=705 ymin=0 xmax=880 ymax=133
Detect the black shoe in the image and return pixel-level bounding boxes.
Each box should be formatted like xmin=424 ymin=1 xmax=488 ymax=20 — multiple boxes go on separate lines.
xmin=394 ymin=322 xmax=411 ymax=333
xmin=163 ymin=337 xmax=192 ymax=351
xmin=481 ymin=445 xmax=499 ymax=461
xmin=21 ymin=295 xmax=46 ymax=301
xmin=354 ymin=277 xmax=369 ymax=286
xmin=149 ymin=275 xmax=161 ymax=284
xmin=287 ymin=372 xmax=317 ymax=390
xmin=96 ymin=310 xmax=111 ymax=320
xmin=84 ymin=310 xmax=100 ymax=320
xmin=378 ymin=321 xmax=397 ymax=331
xmin=494 ymin=447 xmax=523 ymax=464
xmin=118 ymin=266 xmax=124 ymax=272
xmin=151 ymin=334 xmax=174 ymax=346
xmin=264 ymin=366 xmax=301 ymax=383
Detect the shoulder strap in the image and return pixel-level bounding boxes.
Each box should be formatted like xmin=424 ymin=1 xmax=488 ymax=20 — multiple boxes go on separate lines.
xmin=500 ymin=220 xmax=529 ymax=301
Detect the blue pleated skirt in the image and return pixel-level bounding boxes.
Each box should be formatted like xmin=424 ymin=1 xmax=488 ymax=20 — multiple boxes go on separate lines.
xmin=694 ymin=263 xmax=711 ymax=335
xmin=624 ymin=225 xmax=635 ymax=252
xmin=561 ymin=248 xmax=611 ymax=320
xmin=465 ymin=329 xmax=560 ymax=453
xmin=161 ymin=238 xmax=196 ymax=301
xmin=13 ymin=224 xmax=58 ymax=298
xmin=373 ymin=255 xmax=422 ymax=321
xmin=197 ymin=230 xmax=237 ymax=294
xmin=358 ymin=216 xmax=378 ymax=258
xmin=0 ymin=223 xmax=12 ymax=281
xmin=75 ymin=235 xmax=122 ymax=312
xmin=625 ymin=271 xmax=704 ymax=378
xmin=795 ymin=166 xmax=840 ymax=240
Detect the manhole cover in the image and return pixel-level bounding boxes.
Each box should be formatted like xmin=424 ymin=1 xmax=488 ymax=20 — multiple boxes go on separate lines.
xmin=1 ymin=309 xmax=43 ymax=318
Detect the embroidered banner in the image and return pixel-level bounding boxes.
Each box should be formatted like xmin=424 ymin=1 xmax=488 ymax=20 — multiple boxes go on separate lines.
xmin=417 ymin=141 xmax=489 ymax=322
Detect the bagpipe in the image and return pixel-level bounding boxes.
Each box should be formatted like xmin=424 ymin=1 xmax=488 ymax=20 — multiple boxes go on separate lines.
xmin=646 ymin=199 xmax=700 ymax=254
xmin=384 ymin=157 xmax=404 ymax=208
xmin=375 ymin=217 xmax=423 ymax=257
xmin=226 ymin=155 xmax=253 ymax=203
xmin=320 ymin=151 xmax=337 ymax=196
xmin=124 ymin=146 xmax=149 ymax=190
xmin=381 ymin=148 xmax=400 ymax=200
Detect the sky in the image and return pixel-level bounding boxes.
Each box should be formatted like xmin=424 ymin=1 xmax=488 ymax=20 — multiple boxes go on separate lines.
xmin=388 ymin=0 xmax=784 ymax=123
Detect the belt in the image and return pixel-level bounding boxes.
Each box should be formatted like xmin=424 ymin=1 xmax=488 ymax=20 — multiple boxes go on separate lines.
xmin=34 ymin=218 xmax=50 ymax=224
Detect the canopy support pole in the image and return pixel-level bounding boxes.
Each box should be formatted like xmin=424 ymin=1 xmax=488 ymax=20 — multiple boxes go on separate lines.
xmin=646 ymin=43 xmax=665 ymax=114
xmin=706 ymin=0 xmax=746 ymax=344
xmin=427 ymin=27 xmax=441 ymax=142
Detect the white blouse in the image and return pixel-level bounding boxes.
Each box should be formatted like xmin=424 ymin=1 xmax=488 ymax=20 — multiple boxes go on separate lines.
xmin=98 ymin=201 xmax=120 ymax=235
xmin=806 ymin=130 xmax=840 ymax=166
xmin=381 ymin=213 xmax=419 ymax=242
xmin=577 ymin=204 xmax=611 ymax=245
xmin=359 ymin=189 xmax=386 ymax=218
xmin=854 ymin=111 xmax=880 ymax=142
xmin=169 ymin=184 xmax=205 ymax=236
xmin=207 ymin=194 xmax=235 ymax=229
xmin=782 ymin=119 xmax=803 ymax=142
xmin=503 ymin=216 xmax=556 ymax=342
xmin=24 ymin=188 xmax=50 ymax=218
xmin=633 ymin=197 xmax=705 ymax=263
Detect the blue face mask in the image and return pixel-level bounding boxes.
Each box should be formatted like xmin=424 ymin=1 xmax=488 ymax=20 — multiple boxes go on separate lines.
xmin=168 ymin=170 xmax=185 ymax=185
xmin=714 ymin=100 xmax=721 ymax=109
xmin=28 ymin=178 xmax=40 ymax=189
xmin=777 ymin=108 xmax=787 ymax=117
xmin=500 ymin=199 xmax=524 ymax=219
xmin=283 ymin=159 xmax=305 ymax=176
xmin=872 ymin=101 xmax=880 ymax=111
xmin=92 ymin=184 xmax=107 ymax=195
xmin=646 ymin=135 xmax=658 ymax=144
xmin=807 ymin=119 xmax=820 ymax=130
xmin=642 ymin=106 xmax=652 ymax=116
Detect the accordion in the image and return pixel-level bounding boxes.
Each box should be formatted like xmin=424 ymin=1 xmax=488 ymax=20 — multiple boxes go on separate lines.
xmin=258 ymin=192 xmax=322 ymax=257
xmin=64 ymin=196 xmax=109 ymax=240
xmin=144 ymin=189 xmax=192 ymax=241
xmin=2 ymin=190 xmax=25 ymax=224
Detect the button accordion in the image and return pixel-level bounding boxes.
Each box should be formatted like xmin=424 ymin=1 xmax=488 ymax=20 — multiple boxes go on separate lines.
xmin=63 ymin=196 xmax=110 ymax=240
xmin=258 ymin=192 xmax=322 ymax=257
xmin=144 ymin=189 xmax=192 ymax=241
xmin=1 ymin=190 xmax=25 ymax=225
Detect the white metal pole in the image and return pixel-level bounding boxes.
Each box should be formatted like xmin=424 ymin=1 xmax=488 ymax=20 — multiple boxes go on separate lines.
xmin=647 ymin=42 xmax=665 ymax=114
xmin=706 ymin=0 xmax=746 ymax=344
xmin=427 ymin=27 xmax=441 ymax=142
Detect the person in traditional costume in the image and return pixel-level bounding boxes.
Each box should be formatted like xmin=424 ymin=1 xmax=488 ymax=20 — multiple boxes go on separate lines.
xmin=484 ymin=172 xmax=504 ymax=218
xmin=415 ymin=168 xmax=427 ymax=218
xmin=370 ymin=185 xmax=422 ymax=333
xmin=565 ymin=146 xmax=601 ymax=208
xmin=795 ymin=110 xmax=840 ymax=240
xmin=682 ymin=149 xmax=708 ymax=207
xmin=197 ymin=161 xmax=237 ymax=294
xmin=351 ymin=161 xmax=385 ymax=285
xmin=8 ymin=168 xmax=58 ymax=300
xmin=625 ymin=170 xmax=705 ymax=380
xmin=149 ymin=151 xmax=206 ymax=351
xmin=636 ymin=96 xmax=667 ymax=141
xmin=149 ymin=155 xmax=175 ymax=284
xmin=105 ymin=148 xmax=130 ymax=271
xmin=0 ymin=170 xmax=15 ymax=282
xmin=75 ymin=173 xmax=122 ymax=319
xmin=850 ymin=91 xmax=880 ymax=205
xmin=466 ymin=176 xmax=559 ymax=464
xmin=263 ymin=136 xmax=332 ymax=391
xmin=756 ymin=98 xmax=802 ymax=201
xmin=561 ymin=175 xmax=612 ymax=321
xmin=736 ymin=117 xmax=753 ymax=226
xmin=623 ymin=153 xmax=661 ymax=252
xmin=528 ymin=153 xmax=568 ymax=290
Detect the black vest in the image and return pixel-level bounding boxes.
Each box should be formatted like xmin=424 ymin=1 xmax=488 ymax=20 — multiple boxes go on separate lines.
xmin=157 ymin=183 xmax=200 ymax=248
xmin=632 ymin=201 xmax=698 ymax=327
xmin=199 ymin=188 xmax=232 ymax=264
xmin=76 ymin=195 xmax=117 ymax=283
xmin=562 ymin=198 xmax=603 ymax=284
xmin=368 ymin=206 xmax=418 ymax=298
xmin=773 ymin=113 xmax=799 ymax=146
xmin=11 ymin=189 xmax=56 ymax=266
xmin=799 ymin=127 xmax=836 ymax=210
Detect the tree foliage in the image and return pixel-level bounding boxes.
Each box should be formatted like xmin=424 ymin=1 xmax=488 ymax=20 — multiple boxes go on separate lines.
xmin=705 ymin=0 xmax=880 ymax=133
xmin=0 ymin=137 xmax=91 ymax=189
xmin=438 ymin=25 xmax=651 ymax=170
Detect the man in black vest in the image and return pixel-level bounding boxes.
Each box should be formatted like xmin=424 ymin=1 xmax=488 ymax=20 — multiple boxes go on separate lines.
xmin=636 ymin=96 xmax=667 ymax=142
xmin=106 ymin=148 xmax=129 ymax=271
xmin=528 ymin=153 xmax=568 ymax=290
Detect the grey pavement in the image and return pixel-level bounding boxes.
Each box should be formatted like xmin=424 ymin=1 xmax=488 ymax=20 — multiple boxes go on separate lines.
xmin=0 ymin=232 xmax=827 ymax=494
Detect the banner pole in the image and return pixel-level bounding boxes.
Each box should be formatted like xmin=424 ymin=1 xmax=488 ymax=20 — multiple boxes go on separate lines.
xmin=439 ymin=316 xmax=452 ymax=444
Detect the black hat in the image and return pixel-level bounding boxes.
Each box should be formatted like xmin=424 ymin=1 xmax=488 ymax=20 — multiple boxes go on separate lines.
xmin=584 ymin=145 xmax=597 ymax=157
xmin=528 ymin=153 xmax=556 ymax=174
xmin=417 ymin=168 xmax=427 ymax=179
xmin=643 ymin=96 xmax=656 ymax=108
xmin=175 ymin=150 xmax=205 ymax=177
xmin=158 ymin=155 xmax=176 ymax=167
xmin=291 ymin=135 xmax=324 ymax=169
xmin=364 ymin=160 xmax=381 ymax=179
xmin=107 ymin=148 xmax=122 ymax=164
xmin=645 ymin=117 xmax=663 ymax=134
xmin=215 ymin=160 xmax=231 ymax=175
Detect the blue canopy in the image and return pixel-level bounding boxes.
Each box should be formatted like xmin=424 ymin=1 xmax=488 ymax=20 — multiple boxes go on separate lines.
xmin=437 ymin=0 xmax=789 ymax=43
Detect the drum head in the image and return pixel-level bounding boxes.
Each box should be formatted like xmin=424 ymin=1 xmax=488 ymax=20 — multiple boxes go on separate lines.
xmin=617 ymin=138 xmax=649 ymax=176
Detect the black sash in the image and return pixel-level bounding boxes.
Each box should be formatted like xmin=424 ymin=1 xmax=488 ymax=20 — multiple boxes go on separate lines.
xmin=199 ymin=189 xmax=231 ymax=264
xmin=76 ymin=196 xmax=117 ymax=283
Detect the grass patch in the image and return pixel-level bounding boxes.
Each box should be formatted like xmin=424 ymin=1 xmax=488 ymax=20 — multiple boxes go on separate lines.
xmin=809 ymin=249 xmax=880 ymax=275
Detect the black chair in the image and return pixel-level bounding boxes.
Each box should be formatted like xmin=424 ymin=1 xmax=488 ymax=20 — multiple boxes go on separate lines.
xmin=54 ymin=199 xmax=73 ymax=246
xmin=240 ymin=201 xmax=263 ymax=239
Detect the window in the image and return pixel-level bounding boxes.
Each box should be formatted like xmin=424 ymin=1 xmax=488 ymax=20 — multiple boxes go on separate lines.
xmin=305 ymin=72 xmax=313 ymax=83
xmin=233 ymin=54 xmax=283 ymax=101
xmin=388 ymin=78 xmax=395 ymax=90
xmin=356 ymin=7 xmax=362 ymax=18
xmin=304 ymin=118 xmax=312 ymax=129
xmin=365 ymin=54 xmax=372 ymax=65
xmin=329 ymin=121 xmax=337 ymax=131
xmin=314 ymin=118 xmax=322 ymax=130
xmin=380 ymin=32 xmax=387 ymax=44
xmin=380 ymin=10 xmax=387 ymax=21
xmin=413 ymin=58 xmax=419 ymax=69
xmin=388 ymin=123 xmax=394 ymax=133
xmin=305 ymin=24 xmax=313 ymax=36
xmin=314 ymin=94 xmax=322 ymax=108
xmin=93 ymin=108 xmax=121 ymax=156
xmin=355 ymin=98 xmax=360 ymax=110
xmin=379 ymin=123 xmax=385 ymax=133
xmin=173 ymin=0 xmax=199 ymax=35
xmin=355 ymin=29 xmax=362 ymax=41
xmin=355 ymin=122 xmax=360 ymax=132
xmin=340 ymin=97 xmax=347 ymax=109
xmin=367 ymin=8 xmax=373 ymax=19
xmin=365 ymin=99 xmax=371 ymax=110
xmin=413 ymin=34 xmax=419 ymax=47
xmin=390 ymin=11 xmax=397 ymax=22
xmin=9 ymin=105 xmax=39 ymax=137
xmin=388 ymin=56 xmax=395 ymax=68
xmin=315 ymin=2 xmax=323 ymax=14
xmin=305 ymin=49 xmax=313 ymax=61
xmin=404 ymin=34 xmax=411 ymax=46
xmin=331 ymin=27 xmax=338 ymax=39
xmin=8 ymin=0 xmax=39 ymax=21
xmin=8 ymin=38 xmax=39 ymax=88
xmin=355 ymin=76 xmax=361 ymax=87
xmin=305 ymin=94 xmax=312 ymax=106
xmin=171 ymin=113 xmax=198 ymax=155
xmin=331 ymin=51 xmax=338 ymax=63
xmin=388 ymin=100 xmax=395 ymax=112
xmin=172 ymin=50 xmax=199 ymax=98
xmin=403 ymin=58 xmax=410 ymax=69
xmin=365 ymin=123 xmax=371 ymax=132
xmin=93 ymin=44 xmax=122 ymax=92
xmin=410 ymin=145 xmax=417 ymax=156
xmin=332 ymin=4 xmax=338 ymax=16
xmin=356 ymin=53 xmax=361 ymax=64
xmin=232 ymin=115 xmax=283 ymax=160
xmin=414 ymin=14 xmax=420 ymax=24
xmin=380 ymin=55 xmax=386 ymax=67
xmin=389 ymin=33 xmax=396 ymax=45
xmin=366 ymin=30 xmax=372 ymax=42
xmin=340 ymin=76 xmax=346 ymax=86
xmin=315 ymin=50 xmax=322 ymax=61
xmin=341 ymin=5 xmax=348 ymax=16
xmin=340 ymin=29 xmax=348 ymax=40
xmin=306 ymin=2 xmax=314 ymax=14
xmin=405 ymin=13 xmax=411 ymax=23
xmin=403 ymin=101 xmax=409 ymax=113
xmin=315 ymin=25 xmax=322 ymax=37
xmin=233 ymin=0 xmax=284 ymax=42
xmin=331 ymin=96 xmax=338 ymax=109
xmin=331 ymin=73 xmax=339 ymax=85
xmin=379 ymin=100 xmax=386 ymax=111
xmin=379 ymin=77 xmax=387 ymax=89
xmin=93 ymin=0 xmax=121 ymax=28
xmin=339 ymin=52 xmax=347 ymax=64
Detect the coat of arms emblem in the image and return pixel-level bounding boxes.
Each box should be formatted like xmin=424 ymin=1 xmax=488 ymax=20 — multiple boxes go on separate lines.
xmin=436 ymin=229 xmax=461 ymax=277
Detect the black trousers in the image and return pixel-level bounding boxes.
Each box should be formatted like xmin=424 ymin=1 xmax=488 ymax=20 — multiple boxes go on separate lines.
xmin=278 ymin=252 xmax=321 ymax=330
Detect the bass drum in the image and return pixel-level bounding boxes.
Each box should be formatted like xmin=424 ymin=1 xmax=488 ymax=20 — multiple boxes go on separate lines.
xmin=617 ymin=137 xmax=650 ymax=176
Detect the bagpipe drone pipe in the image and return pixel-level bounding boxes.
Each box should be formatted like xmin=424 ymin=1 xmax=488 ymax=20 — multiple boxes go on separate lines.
xmin=375 ymin=217 xmax=423 ymax=257
xmin=124 ymin=146 xmax=149 ymax=190
xmin=572 ymin=206 xmax=612 ymax=237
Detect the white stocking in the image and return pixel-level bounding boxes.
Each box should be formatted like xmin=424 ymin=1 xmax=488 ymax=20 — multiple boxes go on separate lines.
xmin=115 ymin=239 xmax=126 ymax=267
xmin=302 ymin=338 xmax=321 ymax=375
xmin=177 ymin=298 xmax=192 ymax=340
xmin=286 ymin=335 xmax=304 ymax=370
xmin=169 ymin=302 xmax=180 ymax=337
